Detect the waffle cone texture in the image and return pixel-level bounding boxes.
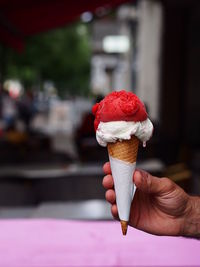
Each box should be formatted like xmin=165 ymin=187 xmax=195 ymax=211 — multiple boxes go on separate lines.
xmin=107 ymin=135 xmax=139 ymax=163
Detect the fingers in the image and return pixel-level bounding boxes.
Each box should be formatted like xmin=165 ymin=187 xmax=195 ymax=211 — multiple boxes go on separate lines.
xmin=104 ymin=187 xmax=118 ymax=219
xmin=111 ymin=204 xmax=119 ymax=219
xmin=102 ymin=174 xmax=114 ymax=189
xmin=103 ymin=162 xmax=111 ymax=175
xmin=105 ymin=189 xmax=116 ymax=204
xmin=102 ymin=163 xmax=118 ymax=219
xmin=133 ymin=169 xmax=173 ymax=194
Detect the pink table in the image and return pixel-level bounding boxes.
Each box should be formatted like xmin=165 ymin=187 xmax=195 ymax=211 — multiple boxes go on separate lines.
xmin=0 ymin=219 xmax=199 ymax=267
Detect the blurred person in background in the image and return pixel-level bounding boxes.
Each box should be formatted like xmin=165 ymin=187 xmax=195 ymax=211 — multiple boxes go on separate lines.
xmin=17 ymin=90 xmax=35 ymax=133
xmin=102 ymin=162 xmax=200 ymax=238
xmin=1 ymin=87 xmax=17 ymax=130
xmin=75 ymin=95 xmax=104 ymax=162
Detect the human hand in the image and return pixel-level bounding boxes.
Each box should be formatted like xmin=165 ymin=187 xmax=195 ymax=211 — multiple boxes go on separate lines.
xmin=103 ymin=162 xmax=194 ymax=236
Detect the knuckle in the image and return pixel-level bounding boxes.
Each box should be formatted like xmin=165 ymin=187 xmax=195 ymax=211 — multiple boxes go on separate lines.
xmin=160 ymin=177 xmax=174 ymax=190
xmin=145 ymin=172 xmax=153 ymax=190
xmin=161 ymin=177 xmax=172 ymax=186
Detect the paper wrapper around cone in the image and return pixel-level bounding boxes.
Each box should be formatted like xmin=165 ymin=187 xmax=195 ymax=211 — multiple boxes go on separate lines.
xmin=107 ymin=136 xmax=139 ymax=235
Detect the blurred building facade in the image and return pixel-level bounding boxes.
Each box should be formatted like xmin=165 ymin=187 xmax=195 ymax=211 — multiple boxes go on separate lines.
xmin=90 ymin=0 xmax=162 ymax=123
xmin=90 ymin=0 xmax=200 ymax=163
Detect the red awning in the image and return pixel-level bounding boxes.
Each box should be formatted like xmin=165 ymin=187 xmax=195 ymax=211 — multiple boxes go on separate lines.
xmin=0 ymin=0 xmax=130 ymax=51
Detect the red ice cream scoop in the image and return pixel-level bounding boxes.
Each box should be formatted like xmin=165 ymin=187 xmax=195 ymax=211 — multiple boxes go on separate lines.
xmin=92 ymin=90 xmax=148 ymax=131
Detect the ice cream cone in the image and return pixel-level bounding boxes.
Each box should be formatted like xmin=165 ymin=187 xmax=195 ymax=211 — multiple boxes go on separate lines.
xmin=93 ymin=91 xmax=153 ymax=235
xmin=120 ymin=220 xmax=128 ymax=235
xmin=107 ymin=135 xmax=139 ymax=163
xmin=107 ymin=135 xmax=139 ymax=235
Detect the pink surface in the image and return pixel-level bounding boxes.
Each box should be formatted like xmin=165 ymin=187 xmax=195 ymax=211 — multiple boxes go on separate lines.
xmin=0 ymin=219 xmax=199 ymax=267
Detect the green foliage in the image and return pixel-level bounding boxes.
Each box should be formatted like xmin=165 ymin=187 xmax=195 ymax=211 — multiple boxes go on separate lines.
xmin=4 ymin=22 xmax=91 ymax=96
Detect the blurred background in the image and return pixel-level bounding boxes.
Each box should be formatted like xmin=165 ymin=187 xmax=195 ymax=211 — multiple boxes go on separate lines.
xmin=0 ymin=0 xmax=199 ymax=219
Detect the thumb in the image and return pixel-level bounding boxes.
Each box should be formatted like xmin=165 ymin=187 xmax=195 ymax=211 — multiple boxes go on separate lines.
xmin=133 ymin=169 xmax=171 ymax=194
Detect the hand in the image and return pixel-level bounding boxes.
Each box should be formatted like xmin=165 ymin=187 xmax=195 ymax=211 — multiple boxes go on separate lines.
xmin=103 ymin=162 xmax=193 ymax=236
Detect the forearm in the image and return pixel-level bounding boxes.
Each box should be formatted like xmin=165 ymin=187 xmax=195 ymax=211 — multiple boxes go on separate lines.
xmin=183 ymin=196 xmax=200 ymax=238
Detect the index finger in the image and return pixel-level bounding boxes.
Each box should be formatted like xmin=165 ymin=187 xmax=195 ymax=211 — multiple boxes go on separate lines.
xmin=103 ymin=162 xmax=111 ymax=174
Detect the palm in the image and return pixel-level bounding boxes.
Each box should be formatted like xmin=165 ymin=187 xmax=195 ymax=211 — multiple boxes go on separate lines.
xmin=129 ymin=180 xmax=189 ymax=236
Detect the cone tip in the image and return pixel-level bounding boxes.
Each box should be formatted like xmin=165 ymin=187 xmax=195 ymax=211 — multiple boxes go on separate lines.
xmin=120 ymin=220 xmax=128 ymax=235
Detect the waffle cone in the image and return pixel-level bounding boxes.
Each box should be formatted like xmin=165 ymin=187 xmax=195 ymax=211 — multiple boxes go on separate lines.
xmin=107 ymin=135 xmax=139 ymax=163
xmin=120 ymin=220 xmax=128 ymax=235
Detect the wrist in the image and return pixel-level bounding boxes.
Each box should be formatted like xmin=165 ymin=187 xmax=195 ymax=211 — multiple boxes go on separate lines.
xmin=182 ymin=196 xmax=200 ymax=238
